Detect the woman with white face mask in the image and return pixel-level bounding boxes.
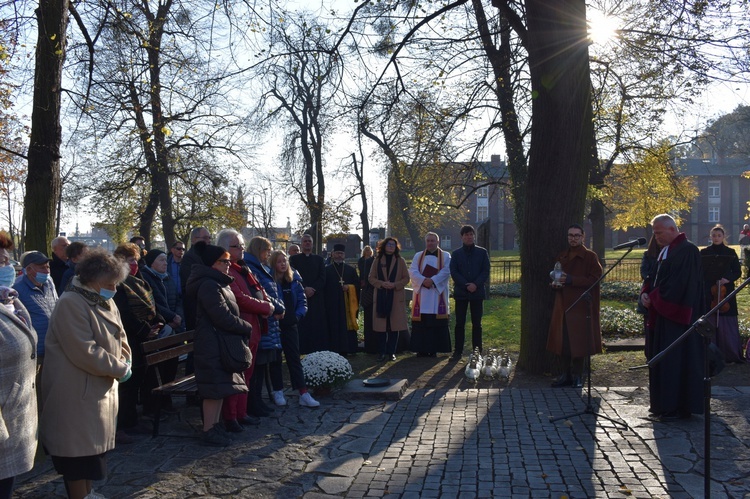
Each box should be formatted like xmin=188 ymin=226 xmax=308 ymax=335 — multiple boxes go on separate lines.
xmin=39 ymin=248 xmax=132 ymax=499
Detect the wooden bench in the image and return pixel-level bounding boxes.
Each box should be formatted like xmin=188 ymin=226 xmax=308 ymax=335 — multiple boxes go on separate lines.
xmin=142 ymin=330 xmax=198 ymax=438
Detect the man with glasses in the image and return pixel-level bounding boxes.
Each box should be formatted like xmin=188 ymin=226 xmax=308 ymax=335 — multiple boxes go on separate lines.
xmin=547 ymin=224 xmax=602 ymax=388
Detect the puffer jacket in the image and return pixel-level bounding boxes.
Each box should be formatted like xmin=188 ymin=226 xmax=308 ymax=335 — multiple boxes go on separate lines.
xmin=243 ymin=252 xmax=284 ymax=351
xmin=186 ymin=265 xmax=251 ymax=399
xmin=278 ymin=270 xmax=307 ymax=328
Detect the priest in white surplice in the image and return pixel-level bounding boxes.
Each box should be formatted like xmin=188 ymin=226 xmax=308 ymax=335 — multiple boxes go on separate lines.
xmin=408 ymin=232 xmax=452 ymax=357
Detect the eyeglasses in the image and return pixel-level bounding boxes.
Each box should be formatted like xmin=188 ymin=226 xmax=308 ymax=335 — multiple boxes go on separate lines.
xmin=567 ymin=233 xmax=583 ymax=239
xmin=173 ymin=247 xmax=185 ymax=251
xmin=230 ymin=244 xmax=245 ymax=249
xmin=217 ymin=259 xmax=231 ymax=264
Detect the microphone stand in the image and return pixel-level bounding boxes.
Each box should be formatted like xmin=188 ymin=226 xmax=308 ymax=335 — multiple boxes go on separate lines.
xmin=631 ymin=274 xmax=750 ymax=499
xmin=550 ymin=245 xmax=633 ymax=428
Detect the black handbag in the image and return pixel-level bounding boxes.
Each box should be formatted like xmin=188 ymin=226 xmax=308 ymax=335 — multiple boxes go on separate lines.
xmin=216 ymin=330 xmax=253 ymax=373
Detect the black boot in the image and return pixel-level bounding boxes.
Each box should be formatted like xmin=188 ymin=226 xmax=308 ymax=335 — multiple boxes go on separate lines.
xmin=248 ymin=369 xmax=274 ymax=417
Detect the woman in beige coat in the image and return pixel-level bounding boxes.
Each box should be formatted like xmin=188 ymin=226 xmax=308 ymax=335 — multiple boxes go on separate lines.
xmin=368 ymin=237 xmax=410 ymax=361
xmin=40 ymin=249 xmax=131 ymax=499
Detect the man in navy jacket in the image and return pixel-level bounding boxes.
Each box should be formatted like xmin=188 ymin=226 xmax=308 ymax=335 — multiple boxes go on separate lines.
xmin=449 ymin=225 xmax=490 ymax=360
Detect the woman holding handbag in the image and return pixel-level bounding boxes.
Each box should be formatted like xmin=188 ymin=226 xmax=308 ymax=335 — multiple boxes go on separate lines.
xmin=368 ymin=237 xmax=410 ymax=362
xmin=186 ymin=243 xmax=253 ymax=447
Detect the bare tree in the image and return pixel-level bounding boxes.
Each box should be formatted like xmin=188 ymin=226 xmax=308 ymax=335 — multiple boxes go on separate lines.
xmin=67 ymin=0 xmax=257 ymax=248
xmin=251 ymin=12 xmax=345 ymax=253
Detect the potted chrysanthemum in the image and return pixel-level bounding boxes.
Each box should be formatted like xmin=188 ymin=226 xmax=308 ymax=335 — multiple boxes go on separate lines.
xmin=301 ymin=351 xmax=354 ymax=395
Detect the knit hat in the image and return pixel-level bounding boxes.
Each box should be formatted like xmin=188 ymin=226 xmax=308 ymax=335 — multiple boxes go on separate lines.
xmin=143 ymin=249 xmax=166 ymax=268
xmin=194 ymin=241 xmax=229 ymax=266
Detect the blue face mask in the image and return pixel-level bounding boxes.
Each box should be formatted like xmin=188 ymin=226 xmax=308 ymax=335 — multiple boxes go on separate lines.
xmin=0 ymin=265 xmax=15 ymax=287
xmin=99 ymin=288 xmax=117 ymax=301
xmin=34 ymin=272 xmax=50 ymax=285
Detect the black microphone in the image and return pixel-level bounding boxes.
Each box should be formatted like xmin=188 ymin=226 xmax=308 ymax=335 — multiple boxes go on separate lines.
xmin=612 ymin=237 xmax=647 ymax=250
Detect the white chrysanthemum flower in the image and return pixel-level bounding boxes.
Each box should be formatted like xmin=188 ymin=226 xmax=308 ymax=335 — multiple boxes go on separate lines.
xmin=301 ymin=350 xmax=354 ymax=389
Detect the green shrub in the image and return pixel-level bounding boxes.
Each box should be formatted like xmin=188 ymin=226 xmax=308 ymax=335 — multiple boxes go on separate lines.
xmin=600 ymin=306 xmax=642 ymax=338
xmin=491 ymin=283 xmax=521 ymax=297
xmin=491 ymin=281 xmax=640 ymax=301
xmin=600 ymin=281 xmax=641 ymax=301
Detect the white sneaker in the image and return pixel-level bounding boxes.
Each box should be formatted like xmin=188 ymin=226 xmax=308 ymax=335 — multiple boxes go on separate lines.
xmin=85 ymin=490 xmax=107 ymax=499
xmin=299 ymin=392 xmax=320 ymax=408
xmin=272 ymin=390 xmax=287 ymax=406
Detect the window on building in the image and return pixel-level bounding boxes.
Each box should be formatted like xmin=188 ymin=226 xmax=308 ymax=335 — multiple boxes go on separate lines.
xmin=476 ymin=205 xmax=488 ymax=222
xmin=441 ymin=236 xmax=451 ymax=250
xmin=709 ymin=206 xmax=720 ymax=223
xmin=708 ymin=181 xmax=720 ymax=199
xmin=477 ymin=186 xmax=489 ymax=198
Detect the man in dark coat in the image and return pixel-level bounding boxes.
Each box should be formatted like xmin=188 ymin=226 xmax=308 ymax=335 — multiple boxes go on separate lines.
xmin=290 ymin=234 xmax=328 ymax=353
xmin=180 ymin=227 xmax=211 ymax=331
xmin=323 ymin=244 xmax=359 ymax=355
xmin=640 ymin=214 xmax=704 ymax=421
xmin=49 ymin=236 xmax=70 ymax=295
xmin=547 ymin=224 xmax=602 ymax=388
xmin=449 ymin=225 xmax=490 ymax=360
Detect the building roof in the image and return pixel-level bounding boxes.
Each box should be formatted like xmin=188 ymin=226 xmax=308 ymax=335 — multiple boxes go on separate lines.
xmin=677 ymin=158 xmax=750 ymax=176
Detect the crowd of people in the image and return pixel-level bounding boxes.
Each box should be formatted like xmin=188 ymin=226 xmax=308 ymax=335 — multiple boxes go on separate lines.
xmin=0 ymin=224 xmax=492 ymax=498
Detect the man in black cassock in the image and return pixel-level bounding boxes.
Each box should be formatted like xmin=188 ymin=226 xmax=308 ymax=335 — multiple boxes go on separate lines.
xmin=640 ymin=214 xmax=704 ymax=422
xmin=324 ymin=244 xmax=360 ymax=355
xmin=290 ymin=234 xmax=328 ymax=354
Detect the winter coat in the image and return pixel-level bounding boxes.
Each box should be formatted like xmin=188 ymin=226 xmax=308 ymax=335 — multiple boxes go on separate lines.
xmin=140 ymin=265 xmax=180 ymax=324
xmin=368 ymin=255 xmax=410 ymax=332
xmin=228 ymin=261 xmax=274 ymax=378
xmin=243 ymin=252 xmax=284 ymax=351
xmin=450 ymin=244 xmax=491 ymax=300
xmin=113 ymin=273 xmax=163 ymax=367
xmin=0 ymin=298 xmax=37 ymax=480
xmin=186 ymin=265 xmax=251 ymax=399
xmin=278 ymin=271 xmax=307 ymax=328
xmin=546 ymin=244 xmax=602 ymax=357
xmin=40 ymin=277 xmax=131 ymax=458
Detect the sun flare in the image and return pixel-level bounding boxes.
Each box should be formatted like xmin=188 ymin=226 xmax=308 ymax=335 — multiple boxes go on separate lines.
xmin=588 ymin=10 xmax=621 ymax=45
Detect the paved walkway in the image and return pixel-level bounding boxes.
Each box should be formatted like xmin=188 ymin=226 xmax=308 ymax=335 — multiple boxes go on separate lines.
xmin=15 ymin=384 xmax=750 ymax=498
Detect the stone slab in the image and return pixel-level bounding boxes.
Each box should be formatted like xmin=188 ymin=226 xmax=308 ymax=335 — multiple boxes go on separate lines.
xmin=334 ymin=378 xmax=409 ymax=400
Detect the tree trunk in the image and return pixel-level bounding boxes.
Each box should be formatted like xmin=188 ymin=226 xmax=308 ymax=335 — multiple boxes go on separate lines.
xmin=25 ymin=0 xmax=69 ymax=252
xmin=149 ymin=3 xmax=176 ymax=249
xmin=517 ymin=0 xmax=595 ymax=374
xmin=588 ymin=198 xmax=606 ymax=264
xmin=352 ymin=153 xmax=370 ymax=244
xmin=138 ymin=182 xmax=159 ymax=245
